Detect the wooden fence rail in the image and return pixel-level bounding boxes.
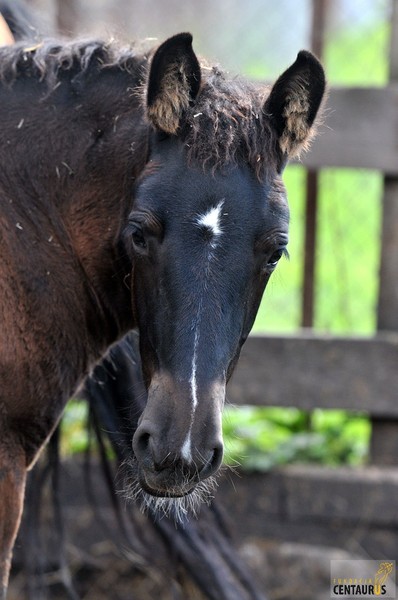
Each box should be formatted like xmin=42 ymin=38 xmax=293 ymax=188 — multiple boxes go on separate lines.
xmin=299 ymin=86 xmax=398 ymax=174
xmin=228 ymin=333 xmax=398 ymax=418
xmin=224 ymin=334 xmax=398 ymax=560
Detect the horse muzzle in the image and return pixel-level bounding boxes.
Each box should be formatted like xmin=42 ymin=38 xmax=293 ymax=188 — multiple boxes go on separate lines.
xmin=131 ymin=372 xmax=225 ymax=499
xmin=134 ymin=438 xmax=223 ymax=498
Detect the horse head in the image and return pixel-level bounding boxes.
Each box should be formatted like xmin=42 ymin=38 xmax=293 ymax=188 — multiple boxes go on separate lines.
xmin=127 ymin=33 xmax=325 ymax=514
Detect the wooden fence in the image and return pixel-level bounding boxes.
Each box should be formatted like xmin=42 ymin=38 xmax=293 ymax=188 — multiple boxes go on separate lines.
xmin=219 ymin=0 xmax=398 ymax=560
xmin=224 ymin=333 xmax=398 ymax=558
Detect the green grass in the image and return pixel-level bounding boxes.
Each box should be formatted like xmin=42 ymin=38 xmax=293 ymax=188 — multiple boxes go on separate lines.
xmin=324 ymin=22 xmax=389 ymax=87
xmin=223 ymin=406 xmax=370 ymax=471
xmin=253 ymin=167 xmax=382 ymax=334
xmin=253 ymin=165 xmax=306 ymax=332
xmin=60 ymin=400 xmax=89 ymax=456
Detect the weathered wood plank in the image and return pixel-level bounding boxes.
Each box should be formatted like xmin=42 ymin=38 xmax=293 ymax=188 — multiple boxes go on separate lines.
xmin=228 ymin=333 xmax=398 ymax=416
xmin=298 ymin=86 xmax=398 ymax=173
xmin=217 ymin=467 xmax=398 ymax=556
xmin=370 ymin=418 xmax=398 ymax=465
xmin=219 ymin=465 xmax=398 ymax=526
xmin=282 ymin=465 xmax=398 ymax=524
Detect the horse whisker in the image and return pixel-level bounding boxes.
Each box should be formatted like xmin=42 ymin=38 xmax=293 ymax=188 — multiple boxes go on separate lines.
xmin=118 ymin=456 xmax=218 ymax=525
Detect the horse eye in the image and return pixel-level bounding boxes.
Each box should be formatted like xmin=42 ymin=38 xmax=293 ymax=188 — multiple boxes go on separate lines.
xmin=267 ymin=248 xmax=284 ymax=269
xmin=130 ymin=224 xmax=147 ymax=250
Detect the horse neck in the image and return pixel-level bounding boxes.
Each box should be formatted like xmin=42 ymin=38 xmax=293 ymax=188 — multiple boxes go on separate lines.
xmin=60 ymin=117 xmax=149 ymax=351
xmin=0 ymin=62 xmax=149 ymax=354
xmin=61 ymin=118 xmax=148 ymax=348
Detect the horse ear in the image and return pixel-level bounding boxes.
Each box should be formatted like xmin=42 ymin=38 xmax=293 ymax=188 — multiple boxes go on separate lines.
xmin=146 ymin=32 xmax=201 ymax=135
xmin=265 ymin=50 xmax=325 ymax=158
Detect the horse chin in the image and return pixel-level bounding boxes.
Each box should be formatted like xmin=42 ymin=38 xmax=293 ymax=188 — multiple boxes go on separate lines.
xmin=139 ymin=476 xmax=194 ymax=499
xmin=121 ymin=457 xmax=218 ymax=523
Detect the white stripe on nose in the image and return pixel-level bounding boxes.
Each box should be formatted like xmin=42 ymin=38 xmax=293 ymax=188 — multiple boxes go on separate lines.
xmin=181 ymin=327 xmax=199 ymax=462
xmin=180 ymin=201 xmax=225 ymax=462
xmin=181 ymin=430 xmax=193 ymax=462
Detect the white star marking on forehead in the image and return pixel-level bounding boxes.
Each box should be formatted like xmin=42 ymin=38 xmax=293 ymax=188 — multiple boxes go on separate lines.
xmin=195 ymin=200 xmax=224 ymax=238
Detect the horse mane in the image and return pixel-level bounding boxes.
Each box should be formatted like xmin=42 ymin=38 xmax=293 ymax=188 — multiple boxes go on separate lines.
xmin=0 ymin=38 xmax=279 ymax=179
xmin=182 ymin=66 xmax=279 ymax=179
xmin=0 ymin=38 xmax=145 ymax=89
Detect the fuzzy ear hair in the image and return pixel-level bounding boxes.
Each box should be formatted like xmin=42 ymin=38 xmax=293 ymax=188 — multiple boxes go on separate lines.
xmin=146 ymin=32 xmax=201 ymax=135
xmin=265 ymin=50 xmax=325 ymax=158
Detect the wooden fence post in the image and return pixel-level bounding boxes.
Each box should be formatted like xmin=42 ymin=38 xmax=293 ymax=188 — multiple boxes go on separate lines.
xmin=371 ymin=0 xmax=398 ymax=465
xmin=301 ymin=0 xmax=328 ymax=328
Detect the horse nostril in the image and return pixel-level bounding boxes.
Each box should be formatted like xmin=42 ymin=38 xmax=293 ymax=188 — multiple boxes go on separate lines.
xmin=133 ymin=426 xmax=154 ymax=466
xmin=199 ymin=443 xmax=224 ymax=480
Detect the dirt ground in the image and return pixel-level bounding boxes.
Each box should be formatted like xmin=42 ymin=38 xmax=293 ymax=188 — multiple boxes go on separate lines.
xmin=9 ymin=535 xmax=352 ymax=600
xmin=8 ymin=460 xmax=381 ymax=600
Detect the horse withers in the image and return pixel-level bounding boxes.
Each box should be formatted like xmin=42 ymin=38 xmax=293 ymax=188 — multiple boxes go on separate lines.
xmin=0 ymin=31 xmax=325 ymax=596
